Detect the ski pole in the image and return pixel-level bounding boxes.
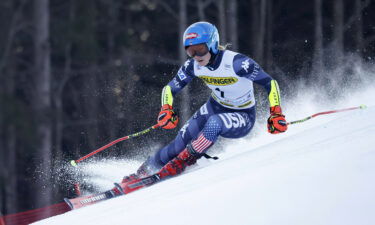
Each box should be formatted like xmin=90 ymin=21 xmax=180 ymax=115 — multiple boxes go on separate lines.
xmin=287 ymin=104 xmax=366 ymax=125
xmin=70 ymin=123 xmax=160 ymax=167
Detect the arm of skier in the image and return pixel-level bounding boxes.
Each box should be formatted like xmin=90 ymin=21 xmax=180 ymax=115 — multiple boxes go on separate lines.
xmin=157 ymin=59 xmax=195 ymax=129
xmin=233 ymin=54 xmax=287 ymax=134
xmin=261 ymin=79 xmax=288 ymax=134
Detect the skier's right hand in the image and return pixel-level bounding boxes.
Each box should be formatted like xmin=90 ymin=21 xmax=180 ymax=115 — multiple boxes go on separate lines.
xmin=157 ymin=104 xmax=179 ymax=129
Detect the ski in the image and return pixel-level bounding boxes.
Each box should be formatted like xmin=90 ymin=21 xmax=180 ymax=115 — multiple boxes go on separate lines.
xmin=65 ymin=174 xmax=163 ymax=210
xmin=64 ymin=173 xmax=164 ymax=210
xmin=118 ymin=173 xmax=162 ymax=194
xmin=64 ymin=183 xmax=124 ymax=210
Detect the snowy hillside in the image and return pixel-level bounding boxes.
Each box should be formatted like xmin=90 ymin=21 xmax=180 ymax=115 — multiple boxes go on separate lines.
xmin=34 ymin=85 xmax=375 ymax=225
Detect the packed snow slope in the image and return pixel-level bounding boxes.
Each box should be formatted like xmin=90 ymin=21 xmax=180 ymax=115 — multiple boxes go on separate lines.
xmin=35 ymin=90 xmax=375 ymax=224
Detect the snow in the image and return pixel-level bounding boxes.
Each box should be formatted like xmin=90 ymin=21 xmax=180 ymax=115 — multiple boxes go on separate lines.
xmin=34 ymin=84 xmax=375 ymax=225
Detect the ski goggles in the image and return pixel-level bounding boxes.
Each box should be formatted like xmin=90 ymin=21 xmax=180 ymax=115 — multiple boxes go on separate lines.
xmin=186 ymin=44 xmax=209 ymax=57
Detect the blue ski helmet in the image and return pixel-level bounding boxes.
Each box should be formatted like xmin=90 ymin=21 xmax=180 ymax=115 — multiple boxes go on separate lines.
xmin=183 ymin=22 xmax=220 ymax=54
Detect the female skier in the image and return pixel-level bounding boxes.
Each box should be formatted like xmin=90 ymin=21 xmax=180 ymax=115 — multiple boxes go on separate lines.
xmin=124 ymin=21 xmax=287 ymax=184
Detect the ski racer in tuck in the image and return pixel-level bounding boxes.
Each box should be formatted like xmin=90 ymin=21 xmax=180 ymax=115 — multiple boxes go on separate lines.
xmin=122 ymin=21 xmax=288 ymax=186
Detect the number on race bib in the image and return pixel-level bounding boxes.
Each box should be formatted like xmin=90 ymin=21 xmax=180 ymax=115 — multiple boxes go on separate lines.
xmin=215 ymin=88 xmax=225 ymax=98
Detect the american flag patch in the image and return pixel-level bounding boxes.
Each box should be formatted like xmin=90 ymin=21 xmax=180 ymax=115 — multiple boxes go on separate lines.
xmin=192 ymin=133 xmax=212 ymax=153
xmin=185 ymin=32 xmax=198 ymax=39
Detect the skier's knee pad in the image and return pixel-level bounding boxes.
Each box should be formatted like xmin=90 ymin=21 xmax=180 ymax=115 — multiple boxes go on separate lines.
xmin=202 ymin=115 xmax=224 ymax=137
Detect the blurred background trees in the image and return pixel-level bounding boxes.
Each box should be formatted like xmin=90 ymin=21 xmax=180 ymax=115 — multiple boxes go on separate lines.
xmin=0 ymin=0 xmax=374 ymax=215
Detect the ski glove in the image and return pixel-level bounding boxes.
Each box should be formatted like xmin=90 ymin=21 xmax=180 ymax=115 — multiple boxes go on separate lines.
xmin=157 ymin=104 xmax=179 ymax=129
xmin=267 ymin=106 xmax=288 ymax=134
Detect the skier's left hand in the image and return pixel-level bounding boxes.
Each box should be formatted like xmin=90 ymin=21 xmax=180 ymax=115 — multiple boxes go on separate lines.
xmin=267 ymin=106 xmax=287 ymax=134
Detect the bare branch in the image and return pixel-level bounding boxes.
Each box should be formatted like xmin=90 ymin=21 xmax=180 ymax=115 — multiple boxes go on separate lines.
xmin=344 ymin=0 xmax=371 ymax=31
xmin=154 ymin=0 xmax=178 ymax=20
xmin=364 ymin=35 xmax=375 ymax=47
xmin=0 ymin=0 xmax=28 ymax=73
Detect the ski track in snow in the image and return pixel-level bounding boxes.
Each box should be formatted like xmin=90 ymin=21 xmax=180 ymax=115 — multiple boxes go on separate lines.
xmin=34 ymin=84 xmax=375 ymax=225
